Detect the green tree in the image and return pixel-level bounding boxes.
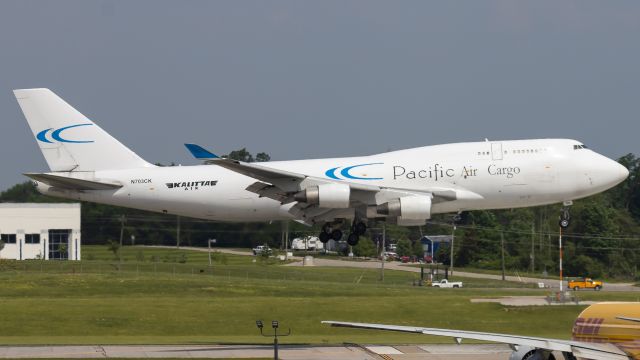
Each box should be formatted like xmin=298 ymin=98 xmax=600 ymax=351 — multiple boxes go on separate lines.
xmin=353 ymin=237 xmax=376 ymax=257
xmin=435 ymin=244 xmax=451 ymax=265
xmin=226 ymin=148 xmax=254 ymax=162
xmin=396 ymin=239 xmax=412 ymax=257
xmin=412 ymin=239 xmax=425 ymax=258
xmin=256 ymin=152 xmax=271 ymax=162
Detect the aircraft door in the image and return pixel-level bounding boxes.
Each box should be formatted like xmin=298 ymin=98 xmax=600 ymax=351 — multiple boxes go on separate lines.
xmin=491 ymin=143 xmax=503 ymax=160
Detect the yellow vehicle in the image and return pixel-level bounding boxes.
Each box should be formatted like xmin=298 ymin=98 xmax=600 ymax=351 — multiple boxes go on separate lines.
xmin=568 ymin=277 xmax=603 ymax=291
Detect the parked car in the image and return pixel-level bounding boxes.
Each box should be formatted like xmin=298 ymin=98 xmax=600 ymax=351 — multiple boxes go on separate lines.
xmin=252 ymin=245 xmax=272 ymax=256
xmin=568 ymin=278 xmax=603 ymax=291
xmin=431 ymin=279 xmax=463 ymax=288
xmin=381 ymin=252 xmax=398 ymax=261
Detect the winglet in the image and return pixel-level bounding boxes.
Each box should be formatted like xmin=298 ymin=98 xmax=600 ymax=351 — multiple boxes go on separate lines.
xmin=184 ymin=144 xmax=219 ymax=159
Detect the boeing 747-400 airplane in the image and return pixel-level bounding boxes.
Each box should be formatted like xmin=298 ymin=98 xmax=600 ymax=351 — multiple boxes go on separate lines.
xmin=14 ymin=89 xmax=629 ymax=245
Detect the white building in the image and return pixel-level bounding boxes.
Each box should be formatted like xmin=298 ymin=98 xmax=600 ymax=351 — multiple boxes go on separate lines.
xmin=0 ymin=203 xmax=81 ymax=260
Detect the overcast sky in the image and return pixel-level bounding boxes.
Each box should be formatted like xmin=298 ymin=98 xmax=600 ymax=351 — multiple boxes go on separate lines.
xmin=1 ymin=1 xmax=639 ymax=190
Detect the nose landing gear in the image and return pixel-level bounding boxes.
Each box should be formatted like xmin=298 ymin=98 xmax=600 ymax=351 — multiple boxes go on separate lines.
xmin=559 ymin=206 xmax=571 ymax=229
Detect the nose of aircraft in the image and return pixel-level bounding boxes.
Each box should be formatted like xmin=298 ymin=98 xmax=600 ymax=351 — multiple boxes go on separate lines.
xmin=603 ymin=158 xmax=629 ymax=188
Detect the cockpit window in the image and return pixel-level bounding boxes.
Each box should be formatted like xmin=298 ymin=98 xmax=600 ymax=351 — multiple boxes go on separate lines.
xmin=573 ymin=144 xmax=588 ymax=150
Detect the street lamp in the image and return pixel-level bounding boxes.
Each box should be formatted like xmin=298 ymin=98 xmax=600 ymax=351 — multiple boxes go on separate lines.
xmin=256 ymin=319 xmax=291 ymax=360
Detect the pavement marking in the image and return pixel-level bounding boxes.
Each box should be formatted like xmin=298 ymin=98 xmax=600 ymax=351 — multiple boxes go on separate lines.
xmin=366 ymin=346 xmax=404 ymax=355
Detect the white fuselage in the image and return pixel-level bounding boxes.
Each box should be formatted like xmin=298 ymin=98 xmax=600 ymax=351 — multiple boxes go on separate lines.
xmin=36 ymin=139 xmax=628 ymax=222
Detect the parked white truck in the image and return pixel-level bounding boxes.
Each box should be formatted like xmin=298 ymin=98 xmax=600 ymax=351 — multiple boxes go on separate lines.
xmin=291 ymin=236 xmax=324 ymax=251
xmin=431 ymin=279 xmax=463 ymax=288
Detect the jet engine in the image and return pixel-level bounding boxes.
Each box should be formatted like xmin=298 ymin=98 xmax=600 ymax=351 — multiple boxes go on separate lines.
xmin=294 ymin=183 xmax=351 ymax=208
xmin=509 ymin=346 xmax=556 ymax=360
xmin=376 ymin=195 xmax=432 ymax=220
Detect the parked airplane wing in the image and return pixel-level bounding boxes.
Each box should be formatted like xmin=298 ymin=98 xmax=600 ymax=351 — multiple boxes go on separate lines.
xmin=322 ymin=321 xmax=630 ymax=360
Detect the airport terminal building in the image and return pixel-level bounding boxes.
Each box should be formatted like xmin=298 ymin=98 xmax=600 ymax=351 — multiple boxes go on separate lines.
xmin=0 ymin=203 xmax=81 ymax=260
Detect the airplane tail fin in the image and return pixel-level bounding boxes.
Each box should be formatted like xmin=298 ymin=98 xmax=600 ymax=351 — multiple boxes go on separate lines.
xmin=14 ymin=88 xmax=153 ymax=172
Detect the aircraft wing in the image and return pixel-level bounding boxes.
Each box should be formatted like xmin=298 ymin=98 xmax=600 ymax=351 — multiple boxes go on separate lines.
xmin=184 ymin=145 xmax=482 ymax=224
xmin=210 ymin=158 xmax=479 ymax=217
xmin=322 ymin=321 xmax=630 ymax=360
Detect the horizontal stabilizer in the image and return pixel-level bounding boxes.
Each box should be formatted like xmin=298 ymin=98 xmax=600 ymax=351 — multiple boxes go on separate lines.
xmin=184 ymin=144 xmax=219 ymax=159
xmin=25 ymin=173 xmax=123 ymax=190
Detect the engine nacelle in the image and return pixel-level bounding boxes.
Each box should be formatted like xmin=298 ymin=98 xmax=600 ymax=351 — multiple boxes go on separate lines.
xmin=377 ymin=195 xmax=432 ymax=220
xmin=510 ymin=346 xmax=556 ymax=360
xmin=294 ymin=183 xmax=351 ymax=208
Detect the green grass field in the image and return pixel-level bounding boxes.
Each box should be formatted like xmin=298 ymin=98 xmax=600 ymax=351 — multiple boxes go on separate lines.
xmin=0 ymin=246 xmax=637 ymax=346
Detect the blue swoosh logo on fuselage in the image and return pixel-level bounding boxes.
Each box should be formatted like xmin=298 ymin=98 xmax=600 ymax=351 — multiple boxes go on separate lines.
xmin=325 ymin=163 xmax=384 ymax=180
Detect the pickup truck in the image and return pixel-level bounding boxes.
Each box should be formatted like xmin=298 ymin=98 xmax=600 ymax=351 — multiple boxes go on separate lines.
xmin=568 ymin=278 xmax=603 ymax=291
xmin=431 ymin=279 xmax=463 ymax=288
xmin=252 ymin=245 xmax=272 ymax=256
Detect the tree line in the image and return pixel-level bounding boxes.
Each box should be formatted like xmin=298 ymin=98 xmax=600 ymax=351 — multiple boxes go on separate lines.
xmin=1 ymin=150 xmax=639 ymax=280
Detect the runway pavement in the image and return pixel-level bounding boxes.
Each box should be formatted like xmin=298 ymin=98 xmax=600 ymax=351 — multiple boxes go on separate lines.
xmin=0 ymin=344 xmax=516 ymax=359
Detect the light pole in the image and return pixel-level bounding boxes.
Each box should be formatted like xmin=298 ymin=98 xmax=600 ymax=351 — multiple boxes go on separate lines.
xmin=208 ymin=238 xmax=216 ymax=266
xmin=130 ymin=234 xmax=135 ymax=246
xmin=449 ymin=214 xmax=461 ymax=276
xmin=256 ymin=320 xmax=291 ymax=360
xmin=380 ymin=223 xmax=386 ymax=282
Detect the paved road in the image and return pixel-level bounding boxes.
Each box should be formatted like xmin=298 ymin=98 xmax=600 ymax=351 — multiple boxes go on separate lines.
xmin=286 ymin=257 xmax=639 ymax=292
xmin=148 ymin=246 xmax=638 ymax=291
xmin=0 ymin=344 xmax=516 ymax=359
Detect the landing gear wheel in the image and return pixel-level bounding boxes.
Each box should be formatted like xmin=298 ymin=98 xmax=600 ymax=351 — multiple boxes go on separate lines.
xmin=319 ymin=231 xmax=330 ymax=243
xmin=347 ymin=233 xmax=359 ymax=246
xmin=354 ymin=221 xmax=367 ymax=236
xmin=559 ymin=208 xmax=571 ymax=229
xmin=330 ymin=229 xmax=343 ymax=241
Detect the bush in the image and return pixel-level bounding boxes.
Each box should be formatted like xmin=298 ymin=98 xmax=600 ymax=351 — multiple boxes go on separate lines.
xmin=353 ymin=238 xmax=377 ymax=258
xmin=396 ymin=239 xmax=412 ymax=257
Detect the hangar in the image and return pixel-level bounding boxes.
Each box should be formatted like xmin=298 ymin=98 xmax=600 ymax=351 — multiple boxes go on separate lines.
xmin=0 ymin=203 xmax=81 ymax=260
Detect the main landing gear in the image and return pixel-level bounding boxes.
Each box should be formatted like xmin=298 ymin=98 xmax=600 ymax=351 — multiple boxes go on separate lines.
xmin=318 ymin=221 xmax=367 ymax=246
xmin=319 ymin=223 xmax=343 ymax=243
xmin=347 ymin=221 xmax=367 ymax=246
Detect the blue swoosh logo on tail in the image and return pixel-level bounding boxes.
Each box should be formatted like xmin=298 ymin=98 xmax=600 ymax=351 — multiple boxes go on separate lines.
xmin=36 ymin=123 xmax=94 ymax=143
